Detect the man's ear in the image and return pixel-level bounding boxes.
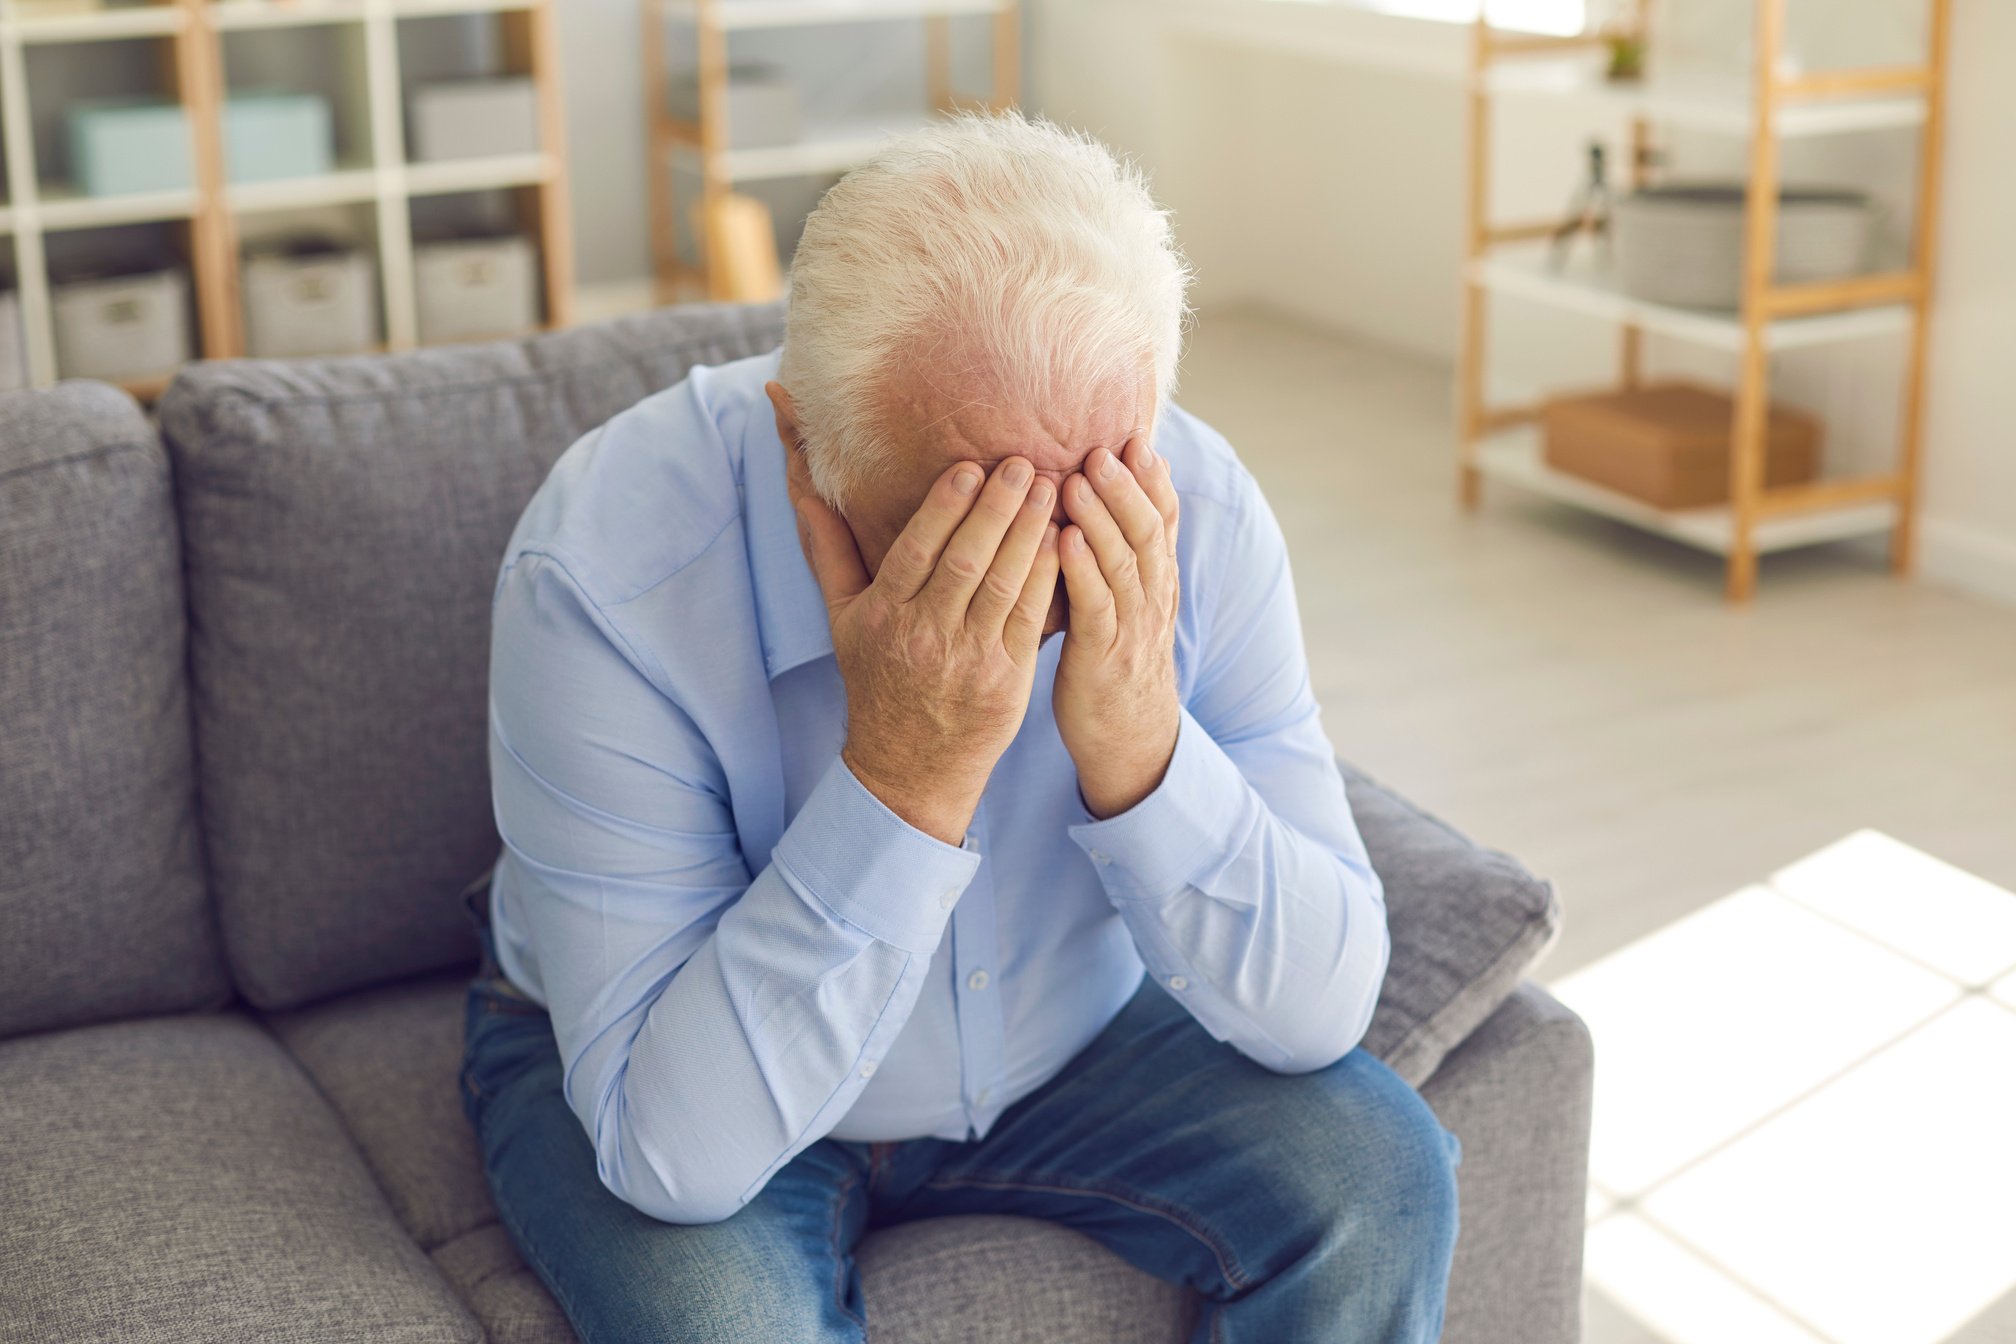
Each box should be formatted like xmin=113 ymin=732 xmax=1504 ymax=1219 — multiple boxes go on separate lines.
xmin=764 ymin=381 xmax=803 ymax=454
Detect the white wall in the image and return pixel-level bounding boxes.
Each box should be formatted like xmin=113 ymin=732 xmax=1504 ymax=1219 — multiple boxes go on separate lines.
xmin=1028 ymin=0 xmax=2014 ymax=606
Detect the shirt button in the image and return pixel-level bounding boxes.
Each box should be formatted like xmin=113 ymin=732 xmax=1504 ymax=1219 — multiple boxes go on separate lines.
xmin=939 ymin=888 xmax=958 ymax=909
xmin=975 ymin=1088 xmax=991 ymax=1108
xmin=1169 ymin=975 xmax=1189 ymax=991
xmin=1089 ymin=849 xmax=1111 ymax=865
xmin=859 ymin=1060 xmax=877 ymax=1078
xmin=966 ymin=969 xmax=989 ymax=992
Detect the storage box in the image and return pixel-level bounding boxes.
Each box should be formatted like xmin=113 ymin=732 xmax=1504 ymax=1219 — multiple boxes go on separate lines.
xmin=51 ymin=269 xmax=190 ymax=382
xmin=243 ymin=243 xmax=378 ymax=358
xmin=1614 ymin=184 xmax=1873 ymax=311
xmin=226 ymin=92 xmax=334 ymax=185
xmin=1541 ymin=383 xmax=1822 ymax=510
xmin=666 ymin=64 xmax=801 ymax=148
xmin=0 ymin=291 xmax=27 ymax=393
xmin=66 ymin=99 xmax=193 ymax=197
xmin=413 ymin=235 xmax=537 ymax=344
xmin=409 ymin=78 xmax=541 ymax=162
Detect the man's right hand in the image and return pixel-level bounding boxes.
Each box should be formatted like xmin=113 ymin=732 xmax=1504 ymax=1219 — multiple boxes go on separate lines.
xmin=796 ymin=458 xmax=1060 ymax=845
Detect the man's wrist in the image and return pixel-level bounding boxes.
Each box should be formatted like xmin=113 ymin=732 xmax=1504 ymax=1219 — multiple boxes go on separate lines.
xmin=1073 ymin=707 xmax=1180 ymax=820
xmin=842 ymin=744 xmax=980 ymax=847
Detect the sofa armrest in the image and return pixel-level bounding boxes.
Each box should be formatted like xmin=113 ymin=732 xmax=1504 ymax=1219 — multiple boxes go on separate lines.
xmin=1343 ymin=762 xmax=1564 ymax=1086
xmin=1421 ymin=981 xmax=1594 ymax=1344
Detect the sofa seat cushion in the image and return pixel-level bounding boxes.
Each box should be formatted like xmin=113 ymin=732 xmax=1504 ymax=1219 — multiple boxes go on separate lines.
xmin=0 ymin=383 xmax=228 ymax=1039
xmin=0 ymin=1012 xmax=481 ymax=1344
xmin=269 ymin=972 xmax=1197 ymax=1344
xmin=263 ymin=968 xmax=498 ymax=1252
xmin=1344 ymin=763 xmax=1563 ymax=1085
xmin=858 ymin=1216 xmax=1195 ymax=1343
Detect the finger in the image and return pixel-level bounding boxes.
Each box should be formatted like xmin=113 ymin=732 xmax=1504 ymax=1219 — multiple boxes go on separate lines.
xmin=920 ymin=457 xmax=1035 ymax=614
xmin=1005 ymin=523 xmax=1061 ymax=652
xmin=968 ymin=473 xmax=1055 ymax=635
xmin=1061 ymin=470 xmax=1143 ymax=621
xmin=1083 ymin=445 xmax=1169 ymax=595
xmin=1058 ymin=524 xmax=1117 ymax=650
xmin=796 ymin=493 xmax=869 ymax=615
xmin=1122 ymin=434 xmax=1180 ymax=558
xmin=875 ymin=461 xmax=985 ymax=603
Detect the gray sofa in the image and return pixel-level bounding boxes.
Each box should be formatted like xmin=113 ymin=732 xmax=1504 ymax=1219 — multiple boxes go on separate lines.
xmin=0 ymin=302 xmax=1592 ymax=1344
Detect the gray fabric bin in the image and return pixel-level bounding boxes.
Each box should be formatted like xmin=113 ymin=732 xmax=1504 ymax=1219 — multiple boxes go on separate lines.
xmin=1614 ymin=183 xmax=1874 ymax=310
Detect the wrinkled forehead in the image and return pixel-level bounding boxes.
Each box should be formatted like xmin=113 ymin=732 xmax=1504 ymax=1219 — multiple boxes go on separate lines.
xmin=877 ymin=357 xmax=1155 ymax=480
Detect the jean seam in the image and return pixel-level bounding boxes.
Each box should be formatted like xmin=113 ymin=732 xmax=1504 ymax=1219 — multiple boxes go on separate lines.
xmin=830 ymin=1171 xmax=867 ymax=1332
xmin=921 ymin=1171 xmax=1254 ymax=1293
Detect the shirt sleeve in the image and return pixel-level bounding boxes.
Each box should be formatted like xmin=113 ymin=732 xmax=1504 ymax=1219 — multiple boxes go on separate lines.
xmin=488 ymin=549 xmax=978 ymax=1225
xmin=1065 ymin=472 xmax=1390 ymax=1074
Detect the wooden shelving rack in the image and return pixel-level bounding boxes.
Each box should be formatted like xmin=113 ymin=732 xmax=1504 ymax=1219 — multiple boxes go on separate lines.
xmin=1456 ymin=0 xmax=1952 ymax=603
xmin=642 ymin=0 xmax=1018 ymax=305
xmin=0 ymin=0 xmax=572 ymax=401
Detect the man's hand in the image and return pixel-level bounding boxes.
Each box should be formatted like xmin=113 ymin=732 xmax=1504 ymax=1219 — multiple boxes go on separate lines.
xmin=1055 ymin=437 xmax=1182 ymax=819
xmin=797 ymin=458 xmax=1060 ymax=845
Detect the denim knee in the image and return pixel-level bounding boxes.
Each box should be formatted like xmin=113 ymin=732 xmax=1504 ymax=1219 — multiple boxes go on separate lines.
xmin=1280 ymin=1052 xmax=1462 ymax=1259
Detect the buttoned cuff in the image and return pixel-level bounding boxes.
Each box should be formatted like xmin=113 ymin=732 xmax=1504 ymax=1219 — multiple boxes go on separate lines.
xmin=773 ymin=754 xmax=981 ymax=955
xmin=1067 ymin=706 xmax=1254 ymax=901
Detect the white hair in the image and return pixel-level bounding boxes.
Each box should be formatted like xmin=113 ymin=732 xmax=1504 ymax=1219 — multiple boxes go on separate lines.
xmin=778 ymin=111 xmax=1193 ymax=510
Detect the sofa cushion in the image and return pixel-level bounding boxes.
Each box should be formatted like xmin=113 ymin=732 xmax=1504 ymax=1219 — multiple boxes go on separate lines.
xmin=0 ymin=383 xmax=229 ymax=1040
xmin=263 ymin=968 xmax=496 ymax=1252
xmin=157 ymin=302 xmax=788 ymax=1010
xmin=270 ymin=975 xmax=1195 ymax=1344
xmin=0 ymin=1011 xmax=481 ymax=1343
xmin=1346 ymin=763 xmax=1564 ymax=1086
xmin=858 ymin=1215 xmax=1195 ymax=1343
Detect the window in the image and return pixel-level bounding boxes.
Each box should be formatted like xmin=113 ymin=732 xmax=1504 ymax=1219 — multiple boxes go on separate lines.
xmin=1273 ymin=0 xmax=1590 ymax=38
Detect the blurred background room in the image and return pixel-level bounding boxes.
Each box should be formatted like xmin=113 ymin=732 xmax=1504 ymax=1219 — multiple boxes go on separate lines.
xmin=1 ymin=1 xmax=2010 ymax=1341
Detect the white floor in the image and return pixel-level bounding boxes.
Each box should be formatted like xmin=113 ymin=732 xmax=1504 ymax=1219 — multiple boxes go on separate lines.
xmin=1177 ymin=308 xmax=2016 ymax=1344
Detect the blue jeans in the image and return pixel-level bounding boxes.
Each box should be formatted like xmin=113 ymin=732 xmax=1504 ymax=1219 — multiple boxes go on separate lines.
xmin=458 ymin=883 xmax=1460 ymax=1343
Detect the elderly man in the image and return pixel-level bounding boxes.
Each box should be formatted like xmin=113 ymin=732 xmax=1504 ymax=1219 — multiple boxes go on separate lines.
xmin=460 ymin=112 xmax=1459 ymax=1343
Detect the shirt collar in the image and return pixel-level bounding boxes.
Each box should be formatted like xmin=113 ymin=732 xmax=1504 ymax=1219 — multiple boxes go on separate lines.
xmin=742 ymin=373 xmax=837 ymax=682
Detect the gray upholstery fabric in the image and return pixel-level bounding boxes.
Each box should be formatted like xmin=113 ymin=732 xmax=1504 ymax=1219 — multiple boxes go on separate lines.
xmin=0 ymin=383 xmax=228 ymax=1040
xmin=0 ymin=1012 xmax=482 ymax=1344
xmin=263 ymin=968 xmax=496 ymax=1252
xmin=1346 ymin=764 xmax=1564 ymax=1085
xmin=157 ymin=303 xmax=789 ymax=1010
xmin=859 ymin=1216 xmax=1196 ymax=1343
xmin=267 ymin=967 xmax=1587 ymax=1344
xmin=1422 ymin=981 xmax=1594 ymax=1344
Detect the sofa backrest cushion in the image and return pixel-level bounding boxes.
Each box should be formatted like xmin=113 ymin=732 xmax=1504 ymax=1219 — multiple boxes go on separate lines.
xmin=0 ymin=383 xmax=232 ymax=1038
xmin=158 ymin=303 xmax=788 ymax=1010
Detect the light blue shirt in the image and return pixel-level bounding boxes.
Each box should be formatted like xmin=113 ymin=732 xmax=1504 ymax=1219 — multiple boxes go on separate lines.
xmin=486 ymin=347 xmax=1389 ymax=1225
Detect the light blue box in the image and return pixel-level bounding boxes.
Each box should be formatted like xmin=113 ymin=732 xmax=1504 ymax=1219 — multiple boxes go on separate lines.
xmin=226 ymin=92 xmax=334 ymax=185
xmin=66 ymin=99 xmax=193 ymax=197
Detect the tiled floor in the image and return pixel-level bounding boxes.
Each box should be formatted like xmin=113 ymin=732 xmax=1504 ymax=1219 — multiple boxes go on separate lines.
xmin=1176 ymin=308 xmax=2016 ymax=1344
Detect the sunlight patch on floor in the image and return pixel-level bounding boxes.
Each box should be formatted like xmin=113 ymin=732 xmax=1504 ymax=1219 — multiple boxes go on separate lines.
xmin=1552 ymin=831 xmax=2016 ymax=1344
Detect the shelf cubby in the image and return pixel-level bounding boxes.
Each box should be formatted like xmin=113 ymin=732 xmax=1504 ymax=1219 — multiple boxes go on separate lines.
xmin=0 ymin=0 xmax=569 ymax=396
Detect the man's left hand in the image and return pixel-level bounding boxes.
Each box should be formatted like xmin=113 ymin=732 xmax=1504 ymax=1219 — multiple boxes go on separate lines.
xmin=1054 ymin=436 xmax=1182 ymax=819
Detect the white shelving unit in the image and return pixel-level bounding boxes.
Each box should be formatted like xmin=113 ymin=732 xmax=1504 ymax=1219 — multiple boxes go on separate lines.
xmin=1456 ymin=1 xmax=1953 ymax=602
xmin=643 ymin=0 xmax=1019 ymax=302
xmin=1471 ymin=245 xmax=1916 ymax=354
xmin=0 ymin=0 xmax=571 ymax=398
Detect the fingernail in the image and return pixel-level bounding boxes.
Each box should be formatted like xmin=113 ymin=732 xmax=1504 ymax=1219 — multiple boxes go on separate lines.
xmin=1005 ymin=459 xmax=1032 ymax=488
xmin=953 ymin=467 xmax=980 ymax=495
xmin=1141 ymin=442 xmax=1156 ymax=467
xmin=1098 ymin=450 xmax=1120 ymax=480
xmin=1030 ymin=479 xmax=1053 ymax=507
xmin=1043 ymin=523 xmax=1059 ymax=548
